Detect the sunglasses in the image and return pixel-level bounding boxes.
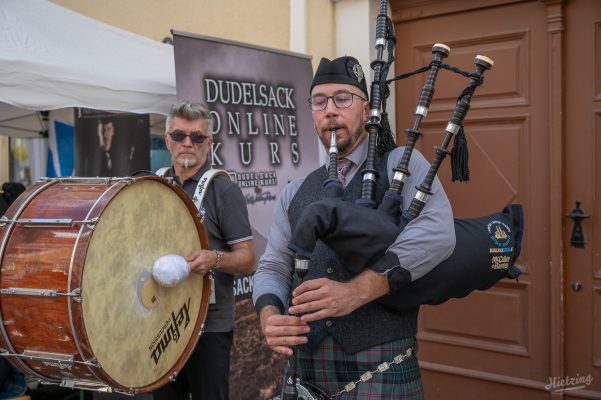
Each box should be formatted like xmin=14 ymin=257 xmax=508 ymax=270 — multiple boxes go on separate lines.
xmin=168 ymin=130 xmax=209 ymax=144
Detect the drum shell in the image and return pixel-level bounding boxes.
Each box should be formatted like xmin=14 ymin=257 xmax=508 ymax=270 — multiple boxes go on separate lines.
xmin=0 ymin=177 xmax=210 ymax=392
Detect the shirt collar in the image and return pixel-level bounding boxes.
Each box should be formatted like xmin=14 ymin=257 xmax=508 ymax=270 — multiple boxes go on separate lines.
xmin=343 ymin=136 xmax=368 ymax=167
xmin=168 ymin=162 xmax=211 ymax=184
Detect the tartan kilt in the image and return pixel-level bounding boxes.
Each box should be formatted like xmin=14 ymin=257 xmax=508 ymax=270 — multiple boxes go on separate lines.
xmin=297 ymin=335 xmax=423 ymax=399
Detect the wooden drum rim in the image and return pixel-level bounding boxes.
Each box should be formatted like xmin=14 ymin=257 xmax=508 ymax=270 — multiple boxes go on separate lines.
xmin=0 ymin=179 xmax=59 ymax=380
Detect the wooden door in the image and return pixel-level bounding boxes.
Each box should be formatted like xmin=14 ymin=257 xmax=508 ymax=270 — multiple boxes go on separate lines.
xmin=564 ymin=0 xmax=601 ymax=398
xmin=390 ymin=1 xmax=555 ymax=398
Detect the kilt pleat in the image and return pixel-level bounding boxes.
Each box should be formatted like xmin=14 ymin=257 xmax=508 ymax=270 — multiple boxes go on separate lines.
xmin=298 ymin=336 xmax=424 ymax=399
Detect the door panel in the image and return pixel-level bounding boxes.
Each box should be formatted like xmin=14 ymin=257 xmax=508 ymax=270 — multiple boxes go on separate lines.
xmin=391 ymin=1 xmax=550 ymax=398
xmin=564 ymin=0 xmax=601 ymax=398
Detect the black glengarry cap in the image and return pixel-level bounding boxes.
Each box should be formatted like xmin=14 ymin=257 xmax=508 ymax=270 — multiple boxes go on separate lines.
xmin=310 ymin=56 xmax=368 ymax=97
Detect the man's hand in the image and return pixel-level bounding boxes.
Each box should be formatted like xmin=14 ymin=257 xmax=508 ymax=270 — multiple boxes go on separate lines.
xmin=288 ymin=269 xmax=389 ymax=322
xmin=186 ymin=240 xmax=255 ymax=276
xmin=288 ymin=278 xmax=362 ymax=322
xmin=186 ymin=249 xmax=216 ymax=275
xmin=260 ymin=306 xmax=309 ymax=356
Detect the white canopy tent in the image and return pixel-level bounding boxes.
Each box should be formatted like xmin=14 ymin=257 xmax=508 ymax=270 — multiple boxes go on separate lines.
xmin=0 ymin=0 xmax=176 ymax=138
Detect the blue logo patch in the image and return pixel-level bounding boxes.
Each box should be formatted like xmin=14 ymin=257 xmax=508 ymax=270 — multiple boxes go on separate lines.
xmin=487 ymin=220 xmax=511 ymax=247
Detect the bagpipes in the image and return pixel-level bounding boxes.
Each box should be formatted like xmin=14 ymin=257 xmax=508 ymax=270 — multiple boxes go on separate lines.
xmin=287 ymin=3 xmax=524 ymax=318
xmin=279 ymin=1 xmax=524 ymax=398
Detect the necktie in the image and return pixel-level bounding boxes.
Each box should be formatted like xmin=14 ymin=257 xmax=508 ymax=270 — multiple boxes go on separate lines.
xmin=336 ymin=158 xmax=353 ymax=187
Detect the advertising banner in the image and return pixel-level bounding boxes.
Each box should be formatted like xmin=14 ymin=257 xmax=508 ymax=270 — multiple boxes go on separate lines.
xmin=46 ymin=118 xmax=74 ymax=177
xmin=173 ymin=31 xmax=317 ymax=399
xmin=74 ymin=108 xmax=150 ymax=177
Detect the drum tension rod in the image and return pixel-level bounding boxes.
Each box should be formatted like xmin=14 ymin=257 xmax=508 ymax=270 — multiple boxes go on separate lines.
xmin=0 ymin=287 xmax=82 ymax=302
xmin=0 ymin=350 xmax=100 ymax=368
xmin=40 ymin=379 xmax=130 ymax=394
xmin=0 ymin=217 xmax=99 ymax=226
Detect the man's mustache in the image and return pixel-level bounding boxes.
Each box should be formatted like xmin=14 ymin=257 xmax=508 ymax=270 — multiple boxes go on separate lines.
xmin=322 ymin=123 xmax=347 ymax=133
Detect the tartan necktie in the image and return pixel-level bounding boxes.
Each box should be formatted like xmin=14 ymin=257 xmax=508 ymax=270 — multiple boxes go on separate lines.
xmin=336 ymin=158 xmax=353 ymax=187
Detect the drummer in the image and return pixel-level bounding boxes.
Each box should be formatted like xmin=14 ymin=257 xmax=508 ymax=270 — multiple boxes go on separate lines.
xmin=155 ymin=100 xmax=256 ymax=400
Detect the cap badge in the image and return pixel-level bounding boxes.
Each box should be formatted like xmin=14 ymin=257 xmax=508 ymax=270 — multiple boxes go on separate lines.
xmin=352 ymin=64 xmax=364 ymax=83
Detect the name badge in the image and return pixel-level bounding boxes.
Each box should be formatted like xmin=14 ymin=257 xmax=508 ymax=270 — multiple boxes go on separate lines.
xmin=209 ymin=272 xmax=216 ymax=304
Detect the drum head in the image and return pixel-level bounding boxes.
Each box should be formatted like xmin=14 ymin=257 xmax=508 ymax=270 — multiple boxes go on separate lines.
xmin=81 ymin=179 xmax=205 ymax=389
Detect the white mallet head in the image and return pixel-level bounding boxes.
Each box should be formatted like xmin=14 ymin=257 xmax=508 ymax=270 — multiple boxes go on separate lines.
xmin=152 ymin=254 xmax=190 ymax=287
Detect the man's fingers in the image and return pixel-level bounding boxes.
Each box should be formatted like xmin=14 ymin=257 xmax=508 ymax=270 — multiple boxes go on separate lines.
xmin=264 ymin=314 xmax=310 ymax=335
xmin=187 ymin=255 xmax=203 ymax=272
xmin=292 ymin=278 xmax=326 ymax=297
xmin=185 ymin=250 xmax=202 ymax=262
xmin=263 ymin=314 xmax=309 ymax=339
xmin=266 ymin=314 xmax=308 ymax=326
xmin=263 ymin=313 xmax=309 ymax=357
xmin=289 ymin=299 xmax=327 ymax=315
xmin=300 ymin=309 xmax=329 ymax=322
xmin=291 ymin=288 xmax=326 ymax=306
xmin=264 ymin=324 xmax=309 ymax=337
xmin=266 ymin=333 xmax=308 ymax=357
xmin=271 ymin=345 xmax=293 ymax=357
xmin=189 ymin=261 xmax=208 ymax=275
xmin=266 ymin=335 xmax=308 ymax=347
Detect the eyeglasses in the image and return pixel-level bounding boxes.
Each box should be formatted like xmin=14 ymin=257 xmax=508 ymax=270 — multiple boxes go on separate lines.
xmin=308 ymin=91 xmax=367 ymax=111
xmin=168 ymin=130 xmax=209 ymax=144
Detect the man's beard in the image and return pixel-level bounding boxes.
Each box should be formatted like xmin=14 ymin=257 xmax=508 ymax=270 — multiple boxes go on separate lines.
xmin=175 ymin=155 xmax=199 ymax=169
xmin=320 ymin=124 xmax=364 ymax=154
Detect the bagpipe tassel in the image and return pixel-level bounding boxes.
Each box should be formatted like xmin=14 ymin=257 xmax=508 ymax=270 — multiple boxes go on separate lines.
xmin=451 ymin=125 xmax=470 ymax=182
xmin=377 ymin=112 xmax=398 ymax=156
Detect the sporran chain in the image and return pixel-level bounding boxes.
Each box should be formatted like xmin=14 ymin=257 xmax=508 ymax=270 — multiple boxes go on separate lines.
xmin=328 ymin=347 xmax=413 ymax=399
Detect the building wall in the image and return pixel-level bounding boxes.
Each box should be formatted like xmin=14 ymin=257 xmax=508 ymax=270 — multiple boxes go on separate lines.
xmin=51 ymin=0 xmax=290 ymax=48
xmin=49 ymin=0 xmax=389 ymax=75
xmin=307 ymin=0 xmax=336 ymax=66
xmin=50 ymin=0 xmax=337 ymax=70
xmin=0 ymin=136 xmax=8 ymax=183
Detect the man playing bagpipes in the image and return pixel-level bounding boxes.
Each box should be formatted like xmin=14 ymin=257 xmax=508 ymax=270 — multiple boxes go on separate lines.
xmin=252 ymin=55 xmax=455 ymax=399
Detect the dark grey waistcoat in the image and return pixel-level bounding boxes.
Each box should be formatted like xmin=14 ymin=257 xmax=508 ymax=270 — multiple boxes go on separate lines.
xmin=288 ymin=154 xmax=419 ymax=354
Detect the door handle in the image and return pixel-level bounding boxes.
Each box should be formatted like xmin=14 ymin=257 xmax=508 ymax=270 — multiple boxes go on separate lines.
xmin=565 ymin=201 xmax=589 ymax=248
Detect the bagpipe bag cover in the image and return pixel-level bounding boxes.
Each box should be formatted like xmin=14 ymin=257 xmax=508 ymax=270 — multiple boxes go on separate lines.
xmin=288 ymin=197 xmax=523 ymax=312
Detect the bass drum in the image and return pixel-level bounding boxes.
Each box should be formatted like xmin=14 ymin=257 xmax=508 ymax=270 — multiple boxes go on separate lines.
xmin=0 ymin=176 xmax=210 ymax=394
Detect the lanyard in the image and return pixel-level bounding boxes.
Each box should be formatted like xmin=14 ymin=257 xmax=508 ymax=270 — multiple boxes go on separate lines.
xmin=156 ymin=167 xmax=231 ymax=219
